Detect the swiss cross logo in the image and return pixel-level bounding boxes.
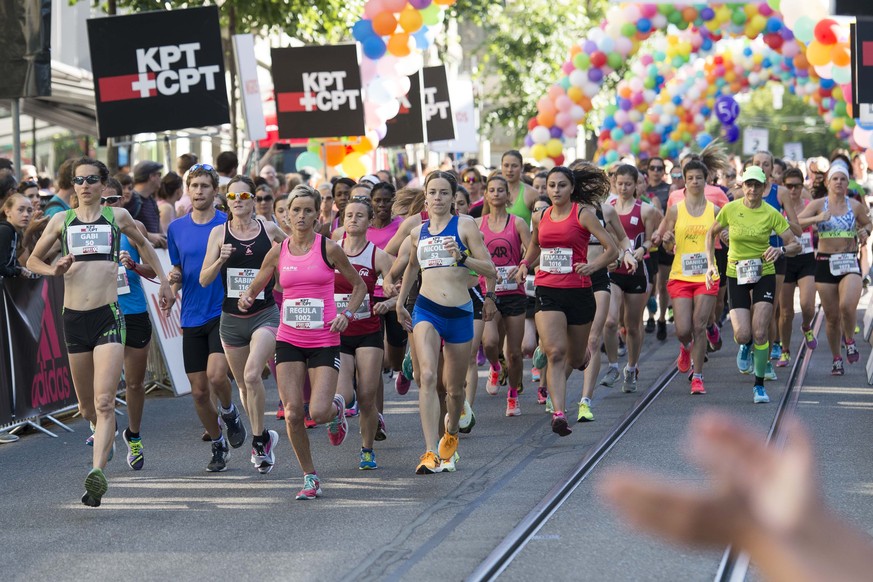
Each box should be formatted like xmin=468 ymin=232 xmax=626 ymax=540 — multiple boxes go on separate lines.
xmin=276 ymin=71 xmax=361 ymax=113
xmin=98 ymin=43 xmax=221 ymax=103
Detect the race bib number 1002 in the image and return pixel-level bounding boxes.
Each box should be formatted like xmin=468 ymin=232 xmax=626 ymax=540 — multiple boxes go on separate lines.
xmin=282 ymin=298 xmax=325 ymax=329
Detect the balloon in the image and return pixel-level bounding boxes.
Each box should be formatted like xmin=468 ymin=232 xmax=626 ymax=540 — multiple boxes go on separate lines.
xmin=814 ymin=18 xmax=839 ymax=45
xmin=372 ymin=12 xmax=397 ymax=36
xmin=342 ymin=152 xmax=367 ymax=179
xmin=714 ymin=95 xmax=739 ymax=125
xmin=697 ymin=133 xmax=714 ymax=148
xmin=362 ymin=36 xmax=387 ymax=60
xmin=353 ymin=20 xmax=375 ymax=42
xmin=420 ymin=3 xmax=440 ymax=26
xmin=546 ymin=139 xmax=563 ymax=158
xmin=724 ymin=123 xmax=740 ymax=143
xmin=383 ymin=0 xmax=407 ymax=11
xmin=325 ymin=144 xmax=347 ymax=167
xmin=387 ymin=33 xmax=412 ymax=57
xmin=805 ymin=41 xmax=831 ymax=67
xmin=399 ymin=7 xmax=423 ymax=33
xmin=530 ymin=143 xmax=547 ymax=160
xmin=792 ymin=16 xmax=815 ymax=44
xmin=364 ymin=0 xmax=384 ymax=19
xmin=531 ymin=126 xmax=551 ymax=144
xmin=409 ymin=0 xmax=431 ymax=7
xmin=296 ymin=151 xmax=322 ymax=171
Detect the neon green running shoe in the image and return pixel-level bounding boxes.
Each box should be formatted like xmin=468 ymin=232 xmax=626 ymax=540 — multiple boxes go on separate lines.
xmin=577 ymin=401 xmax=594 ymax=422
xmin=82 ymin=468 xmax=108 ymax=508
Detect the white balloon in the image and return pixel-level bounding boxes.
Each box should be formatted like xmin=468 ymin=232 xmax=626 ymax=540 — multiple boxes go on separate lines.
xmin=540 ymin=157 xmax=556 ymax=169
xmin=377 ymin=98 xmax=400 ymax=121
xmin=531 ymin=126 xmax=551 ymax=144
xmin=396 ymin=53 xmax=423 ymax=76
xmin=367 ymin=79 xmax=392 ymax=105
xmin=395 ymin=74 xmax=411 ymax=97
xmin=377 ymin=56 xmax=399 ymax=77
xmin=570 ymin=105 xmax=586 ymax=121
xmin=569 ymin=70 xmax=587 ymax=88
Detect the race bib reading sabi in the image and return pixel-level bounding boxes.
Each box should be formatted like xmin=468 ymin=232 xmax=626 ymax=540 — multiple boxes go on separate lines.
xmin=282 ymin=298 xmax=325 ymax=329
xmin=541 ymin=247 xmax=573 ymax=274
xmin=226 ymin=268 xmax=264 ymax=299
xmin=67 ymin=224 xmax=112 ymax=257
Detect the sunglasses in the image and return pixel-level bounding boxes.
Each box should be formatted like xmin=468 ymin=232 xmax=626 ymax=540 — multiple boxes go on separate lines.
xmin=649 ymin=166 xmax=665 ymax=171
xmin=785 ymin=183 xmax=804 ymax=190
xmin=73 ymin=175 xmax=101 ymax=185
xmin=226 ymin=191 xmax=253 ymax=201
xmin=670 ymin=174 xmax=683 ymax=179
xmin=463 ymin=176 xmax=478 ymax=184
xmin=101 ymin=195 xmax=122 ymax=204
xmin=255 ymin=195 xmax=273 ymax=203
xmin=190 ymin=163 xmax=215 ymax=172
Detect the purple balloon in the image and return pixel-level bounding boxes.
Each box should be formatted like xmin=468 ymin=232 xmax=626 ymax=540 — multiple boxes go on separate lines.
xmin=619 ymin=98 xmax=632 ymax=111
xmin=715 ymin=96 xmax=740 ymax=125
xmin=781 ymin=27 xmax=794 ymax=41
xmin=550 ymin=126 xmax=563 ymax=138
xmin=622 ymin=121 xmax=635 ymax=134
xmin=583 ymin=40 xmax=598 ymax=54
xmin=588 ymin=67 xmax=604 ymax=83
xmin=409 ymin=0 xmax=432 ymax=8
xmin=524 ymin=135 xmax=534 ymax=147
xmin=724 ymin=123 xmax=740 ymax=143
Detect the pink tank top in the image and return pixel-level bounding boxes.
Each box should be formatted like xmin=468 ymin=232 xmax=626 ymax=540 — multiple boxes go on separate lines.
xmin=366 ymin=215 xmax=402 ymax=298
xmin=277 ymin=233 xmax=338 ymax=348
xmin=480 ymin=214 xmax=524 ymax=296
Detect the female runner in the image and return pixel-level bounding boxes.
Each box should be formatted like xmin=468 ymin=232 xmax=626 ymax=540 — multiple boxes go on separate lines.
xmin=501 ymin=150 xmax=539 ymax=225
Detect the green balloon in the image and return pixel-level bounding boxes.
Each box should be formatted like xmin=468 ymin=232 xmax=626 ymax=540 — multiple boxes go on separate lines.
xmin=731 ymin=11 xmax=746 ymax=26
xmin=607 ymin=52 xmax=623 ymax=69
xmin=296 ymin=151 xmax=322 ymax=171
xmin=606 ymin=150 xmax=619 ymax=163
xmin=642 ymin=120 xmax=655 ymax=133
xmin=668 ymin=11 xmax=683 ymax=24
xmin=559 ymin=76 xmax=571 ymax=90
xmin=657 ymin=4 xmax=673 ymax=15
xmin=421 ymin=4 xmax=440 ymax=26
xmin=834 ymin=101 xmax=847 ymax=117
xmin=574 ymin=53 xmax=590 ymax=70
xmin=767 ymin=0 xmax=780 ymax=10
xmin=605 ymin=104 xmax=618 ymax=117
xmin=621 ymin=23 xmax=636 ymax=37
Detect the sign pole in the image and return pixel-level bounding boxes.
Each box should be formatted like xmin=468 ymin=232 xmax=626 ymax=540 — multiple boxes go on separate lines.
xmin=11 ymin=99 xmax=21 ymax=175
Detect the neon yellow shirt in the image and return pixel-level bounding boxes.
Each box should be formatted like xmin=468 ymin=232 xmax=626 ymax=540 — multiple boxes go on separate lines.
xmin=717 ymin=199 xmax=789 ymax=278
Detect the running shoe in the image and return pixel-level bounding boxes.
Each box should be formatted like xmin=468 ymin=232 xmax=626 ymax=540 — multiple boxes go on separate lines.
xmin=498 ymin=354 xmax=508 ymax=385
xmin=533 ymin=346 xmax=548 ymax=369
xmin=123 ymin=428 xmax=144 ymax=471
xmin=537 ymin=386 xmax=548 ymax=405
xmin=577 ymin=401 xmax=594 ymax=422
xmin=295 ymin=473 xmax=322 ymax=500
xmin=438 ymin=428 xmax=459 ymax=461
xmin=770 ymin=342 xmax=782 ymax=360
xmin=753 ymin=385 xmax=770 ymax=404
xmin=667 ymin=307 xmax=674 ymax=323
xmin=344 ymin=400 xmax=359 ymax=418
xmin=359 ymin=448 xmax=378 ymax=470
xmin=85 ymin=422 xmax=118 ymax=462
xmin=764 ymin=362 xmax=777 ymax=381
xmin=531 ymin=366 xmax=541 ymax=383
xmin=600 ymin=366 xmax=621 ymax=387
xmin=551 ymin=412 xmax=572 ymax=436
xmin=206 ymin=440 xmax=229 ymax=472
xmin=846 ymin=339 xmax=860 ymax=364
xmin=81 ymin=468 xmax=108 ymax=508
xmin=776 ymin=352 xmax=790 ymax=368
xmin=304 ymin=403 xmax=317 ymax=429
xmin=486 ymin=364 xmax=500 ymax=395
xmin=252 ymin=430 xmax=279 ymax=474
xmin=505 ymin=397 xmax=521 ymax=417
xmin=656 ymin=320 xmax=667 ymax=341
xmin=476 ymin=345 xmax=486 ymax=366
xmin=677 ymin=344 xmax=692 ymax=374
xmin=276 ymin=405 xmax=285 ymax=420
xmin=416 ymin=451 xmax=442 ymax=475
xmin=222 ymin=406 xmax=247 ymax=449
xmin=395 ymin=371 xmax=411 ymax=396
xmin=459 ymin=401 xmax=476 ymax=434
xmin=402 ymin=349 xmax=414 ymax=381
xmin=439 ymin=452 xmax=460 ymax=472
xmin=706 ymin=324 xmax=722 ymax=351
xmin=617 ymin=337 xmax=627 ymax=357
xmin=375 ymin=413 xmax=388 ymax=441
xmin=327 ymin=395 xmax=348 ymax=446
xmin=737 ymin=343 xmax=752 ymax=374
xmin=545 ymin=396 xmax=554 ymax=414
xmin=647 ymin=296 xmax=658 ymax=315
xmin=832 ymin=357 xmax=845 ymax=376
xmin=621 ymin=366 xmax=638 ymax=393
xmin=645 ymin=318 xmax=655 ymax=333
xmin=690 ymin=377 xmax=706 ymax=395
xmin=802 ymin=326 xmax=817 ymax=350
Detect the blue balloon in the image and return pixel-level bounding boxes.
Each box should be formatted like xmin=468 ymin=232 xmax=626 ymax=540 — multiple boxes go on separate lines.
xmin=362 ymin=36 xmax=386 ymax=60
xmin=413 ymin=27 xmax=430 ymax=49
xmin=724 ymin=123 xmax=740 ymax=143
xmin=296 ymin=151 xmax=322 ymax=172
xmin=715 ymin=95 xmax=740 ymax=125
xmin=743 ymin=47 xmax=753 ymax=58
xmin=820 ymin=78 xmax=835 ymax=89
xmin=697 ymin=133 xmax=714 ymax=149
xmin=603 ymin=116 xmax=617 ymax=130
xmin=638 ymin=18 xmax=652 ymax=33
xmin=701 ymin=37 xmax=713 ymax=51
xmin=353 ymin=19 xmax=375 ymax=42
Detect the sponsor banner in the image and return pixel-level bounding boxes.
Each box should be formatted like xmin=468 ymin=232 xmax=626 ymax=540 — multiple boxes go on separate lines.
xmin=431 ymin=76 xmax=478 ymax=153
xmin=233 ymin=34 xmax=267 ymax=142
xmin=271 ymin=44 xmax=365 ymax=138
xmin=381 ymin=71 xmax=425 ymax=147
xmin=87 ymin=6 xmax=229 ymax=139
xmin=3 ymin=276 xmax=75 ymax=419
xmin=140 ymin=249 xmax=189 ymax=396
xmin=382 ymin=65 xmax=455 ymax=147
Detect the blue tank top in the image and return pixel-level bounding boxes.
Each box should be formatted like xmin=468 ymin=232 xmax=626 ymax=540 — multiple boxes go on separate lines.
xmin=118 ymin=234 xmax=147 ymax=315
xmin=417 ymin=215 xmax=469 ymax=270
xmin=764 ymin=183 xmax=783 ymax=247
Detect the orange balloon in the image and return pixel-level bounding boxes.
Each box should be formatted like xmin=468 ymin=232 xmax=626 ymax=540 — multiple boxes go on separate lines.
xmin=325 ymin=144 xmax=345 ymax=167
xmin=537 ymin=110 xmax=556 ymax=127
xmin=805 ymin=40 xmax=831 ymax=67
xmin=794 ymin=53 xmax=809 ymax=70
xmin=387 ymin=33 xmax=411 ymax=57
xmin=398 ymin=7 xmax=423 ymax=33
xmin=618 ymin=86 xmax=632 ymax=99
xmin=372 ymin=12 xmax=397 ymax=37
xmin=578 ymin=96 xmax=592 ymax=111
xmin=434 ymin=0 xmax=454 ymax=5
xmin=353 ymin=136 xmax=373 ymax=154
xmin=569 ymin=44 xmax=582 ymax=57
xmin=831 ymin=44 xmax=851 ymax=68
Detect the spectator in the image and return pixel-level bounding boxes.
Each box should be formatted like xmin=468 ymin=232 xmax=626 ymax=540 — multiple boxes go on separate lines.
xmin=259 ymin=164 xmax=280 ymax=191
xmin=114 ymin=172 xmax=134 ymax=205
xmin=254 ymin=184 xmax=276 ymax=223
xmin=0 ymin=174 xmax=17 ymax=206
xmin=285 ymin=172 xmax=303 ymax=191
xmin=17 ymin=180 xmax=40 ymax=208
xmin=177 ymin=153 xmax=198 ymax=176
xmin=157 ymin=172 xmax=183 ymax=234
xmin=851 ymin=152 xmax=872 ymax=194
xmin=43 ymin=159 xmax=75 ymax=217
xmin=375 ymin=169 xmax=393 ymax=185
xmin=0 ymin=193 xmax=35 ymax=277
xmin=0 ymin=158 xmax=14 ymax=180
xmin=215 ymin=151 xmax=238 ymax=186
xmin=126 ymin=160 xmax=167 ymax=248
xmin=772 ymin=158 xmax=787 ymax=185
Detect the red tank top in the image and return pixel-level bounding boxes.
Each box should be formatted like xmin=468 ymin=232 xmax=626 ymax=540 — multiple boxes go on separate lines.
xmin=480 ymin=214 xmax=524 ymax=296
xmin=276 ymin=234 xmax=338 ymax=348
xmin=612 ymin=199 xmax=645 ymax=275
xmin=535 ymin=203 xmax=591 ymax=289
xmin=334 ymin=240 xmax=380 ymax=336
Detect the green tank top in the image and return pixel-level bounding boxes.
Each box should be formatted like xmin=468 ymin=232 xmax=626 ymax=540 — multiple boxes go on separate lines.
xmin=60 ymin=207 xmax=121 ymax=262
xmin=508 ymin=182 xmax=532 ymax=226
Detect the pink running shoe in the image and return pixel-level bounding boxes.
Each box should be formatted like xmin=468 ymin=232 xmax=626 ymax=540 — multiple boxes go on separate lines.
xmin=846 ymin=339 xmax=860 ymax=364
xmin=395 ymin=372 xmax=411 ymax=396
xmin=327 ymin=395 xmax=348 ymax=446
xmin=677 ymin=344 xmax=691 ymax=374
xmin=505 ymin=397 xmax=521 ymax=417
xmin=486 ymin=364 xmax=500 ymax=395
xmin=690 ymin=377 xmax=706 ymax=395
xmin=537 ymin=386 xmax=548 ymax=405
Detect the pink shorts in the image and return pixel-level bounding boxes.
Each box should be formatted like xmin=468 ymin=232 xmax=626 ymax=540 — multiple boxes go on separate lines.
xmin=667 ymin=278 xmax=717 ymax=299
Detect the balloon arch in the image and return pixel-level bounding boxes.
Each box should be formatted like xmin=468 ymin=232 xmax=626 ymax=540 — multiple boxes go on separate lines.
xmin=521 ymin=1 xmax=873 ymax=168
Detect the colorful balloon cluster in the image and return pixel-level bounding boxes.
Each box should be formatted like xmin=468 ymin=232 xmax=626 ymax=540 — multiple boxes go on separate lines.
xmin=295 ymin=0 xmax=455 ymax=178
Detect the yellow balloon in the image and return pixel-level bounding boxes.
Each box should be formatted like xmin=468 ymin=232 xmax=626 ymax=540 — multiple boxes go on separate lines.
xmin=546 ymin=139 xmax=563 ymax=158
xmin=530 ymin=144 xmax=547 ymax=161
xmin=342 ymin=152 xmax=366 ymax=179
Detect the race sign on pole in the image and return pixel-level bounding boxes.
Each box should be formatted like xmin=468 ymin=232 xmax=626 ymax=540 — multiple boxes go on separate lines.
xmin=381 ymin=71 xmax=425 ymax=147
xmin=233 ymin=34 xmax=267 ymax=142
xmin=381 ymin=65 xmax=454 ymax=147
xmin=431 ymin=76 xmax=478 ymax=153
xmin=742 ymin=127 xmax=769 ymax=156
xmin=783 ymin=142 xmax=804 ymax=163
xmin=852 ymin=19 xmax=873 ymax=104
xmin=87 ymin=6 xmax=229 ymax=140
xmin=271 ymin=44 xmax=365 ymax=139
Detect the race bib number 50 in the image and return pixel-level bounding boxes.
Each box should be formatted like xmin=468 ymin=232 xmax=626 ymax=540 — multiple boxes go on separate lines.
xmin=282 ymin=298 xmax=325 ymax=329
xmin=68 ymin=224 xmax=112 ymax=257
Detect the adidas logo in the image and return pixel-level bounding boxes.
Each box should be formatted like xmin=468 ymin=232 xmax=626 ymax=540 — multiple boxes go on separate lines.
xmin=31 ymin=281 xmax=73 ymax=408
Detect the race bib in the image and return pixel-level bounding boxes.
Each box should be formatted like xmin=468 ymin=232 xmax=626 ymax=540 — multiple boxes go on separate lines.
xmin=680 ymin=253 xmax=708 ymax=277
xmin=116 ymin=266 xmax=130 ymax=295
xmin=418 ymin=236 xmax=455 ymax=268
xmin=525 ymin=275 xmax=536 ymax=298
xmin=736 ymin=258 xmax=763 ymax=285
xmin=541 ymin=247 xmax=573 ymax=274
xmin=67 ymin=224 xmax=112 ymax=257
xmin=495 ymin=265 xmax=519 ymax=292
xmin=226 ymin=268 xmax=264 ymax=299
xmin=282 ymin=298 xmax=324 ymax=329
xmin=800 ymin=232 xmax=814 ymax=255
xmin=829 ymin=253 xmax=860 ymax=276
xmin=334 ymin=293 xmax=371 ymax=320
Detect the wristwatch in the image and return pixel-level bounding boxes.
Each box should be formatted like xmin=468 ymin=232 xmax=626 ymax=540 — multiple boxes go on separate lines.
xmin=780 ymin=246 xmax=786 ymax=255
xmin=485 ymin=291 xmax=497 ymax=301
xmin=342 ymin=309 xmax=354 ymax=320
xmin=456 ymin=252 xmax=468 ymax=265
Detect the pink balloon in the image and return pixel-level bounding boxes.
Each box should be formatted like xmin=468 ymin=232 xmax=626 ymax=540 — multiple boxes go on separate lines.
xmin=548 ymin=85 xmax=564 ymax=101
xmin=562 ymin=61 xmax=575 ymax=75
xmin=382 ymin=0 xmax=407 ymax=12
xmin=563 ymin=124 xmax=578 ymax=138
xmin=555 ymin=95 xmax=573 ymax=111
xmin=364 ymin=0 xmax=384 ymax=19
xmin=640 ymin=54 xmax=653 ymax=66
xmin=640 ymin=3 xmax=658 ymax=19
xmin=555 ymin=112 xmax=571 ymax=128
xmin=538 ymin=97 xmax=556 ymax=115
xmin=360 ymin=57 xmax=378 ymax=83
